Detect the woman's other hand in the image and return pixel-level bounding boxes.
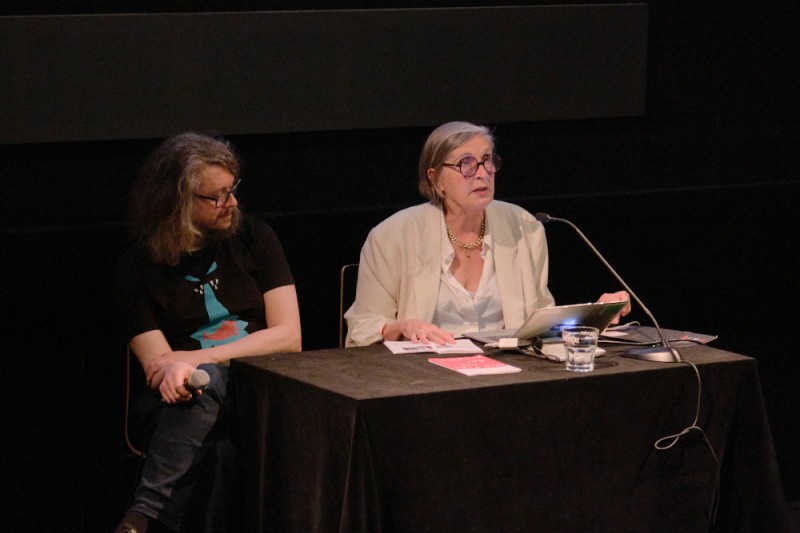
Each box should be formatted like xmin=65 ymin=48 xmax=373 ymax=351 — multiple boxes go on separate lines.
xmin=597 ymin=290 xmax=631 ymax=325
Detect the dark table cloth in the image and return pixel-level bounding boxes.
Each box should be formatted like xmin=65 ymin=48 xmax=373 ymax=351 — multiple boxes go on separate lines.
xmin=232 ymin=343 xmax=789 ymax=532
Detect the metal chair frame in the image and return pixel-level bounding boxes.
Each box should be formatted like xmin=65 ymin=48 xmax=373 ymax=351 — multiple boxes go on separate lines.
xmin=339 ymin=263 xmax=359 ymax=348
xmin=124 ymin=346 xmax=145 ymax=458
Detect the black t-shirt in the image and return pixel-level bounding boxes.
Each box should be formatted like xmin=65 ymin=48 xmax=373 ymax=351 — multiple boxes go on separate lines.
xmin=114 ymin=215 xmax=294 ymax=351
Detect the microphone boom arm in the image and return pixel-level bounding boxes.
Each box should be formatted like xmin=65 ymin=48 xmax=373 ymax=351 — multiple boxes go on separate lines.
xmin=536 ymin=212 xmax=681 ymax=363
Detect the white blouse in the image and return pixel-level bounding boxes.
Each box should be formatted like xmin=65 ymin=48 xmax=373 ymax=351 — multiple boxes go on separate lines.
xmin=432 ymin=216 xmax=504 ymax=334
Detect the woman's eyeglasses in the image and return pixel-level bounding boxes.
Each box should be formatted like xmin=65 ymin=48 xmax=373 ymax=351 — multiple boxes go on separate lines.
xmin=440 ymin=154 xmax=501 ymax=178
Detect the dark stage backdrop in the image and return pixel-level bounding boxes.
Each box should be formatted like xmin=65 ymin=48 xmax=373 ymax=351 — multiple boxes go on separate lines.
xmin=2 ymin=2 xmax=799 ymax=530
xmin=1 ymin=5 xmax=646 ymax=143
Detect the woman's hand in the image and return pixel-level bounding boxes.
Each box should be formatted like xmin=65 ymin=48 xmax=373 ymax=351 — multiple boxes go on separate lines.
xmin=384 ymin=319 xmax=456 ymax=345
xmin=597 ymin=290 xmax=632 ymax=325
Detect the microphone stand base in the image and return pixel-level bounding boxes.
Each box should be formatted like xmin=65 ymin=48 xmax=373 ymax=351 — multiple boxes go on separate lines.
xmin=622 ymin=345 xmax=682 ymax=363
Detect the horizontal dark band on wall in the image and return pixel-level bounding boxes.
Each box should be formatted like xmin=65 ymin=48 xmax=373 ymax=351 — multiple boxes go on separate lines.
xmin=6 ymin=180 xmax=798 ymax=236
xmin=1 ymin=4 xmax=647 ymax=144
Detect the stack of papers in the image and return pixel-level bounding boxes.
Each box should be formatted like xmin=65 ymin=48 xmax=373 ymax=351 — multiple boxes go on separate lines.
xmin=383 ymin=338 xmax=484 ymax=355
xmin=600 ymin=325 xmax=717 ymax=346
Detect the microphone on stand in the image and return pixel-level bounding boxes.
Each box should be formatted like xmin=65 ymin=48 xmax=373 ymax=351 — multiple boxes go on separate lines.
xmin=535 ymin=212 xmax=681 ymax=363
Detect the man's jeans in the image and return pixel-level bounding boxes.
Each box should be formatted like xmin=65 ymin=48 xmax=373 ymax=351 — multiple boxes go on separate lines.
xmin=128 ymin=364 xmax=236 ymax=532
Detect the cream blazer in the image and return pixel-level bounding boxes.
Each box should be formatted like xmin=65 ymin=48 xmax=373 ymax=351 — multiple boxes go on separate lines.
xmin=344 ymin=201 xmax=555 ymax=347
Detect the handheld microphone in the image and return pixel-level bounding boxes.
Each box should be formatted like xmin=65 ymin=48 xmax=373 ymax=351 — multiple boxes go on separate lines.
xmin=535 ymin=212 xmax=681 ymax=363
xmin=184 ymin=368 xmax=210 ymax=394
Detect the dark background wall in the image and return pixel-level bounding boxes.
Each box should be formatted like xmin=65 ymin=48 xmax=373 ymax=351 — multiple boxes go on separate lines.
xmin=2 ymin=2 xmax=798 ymax=530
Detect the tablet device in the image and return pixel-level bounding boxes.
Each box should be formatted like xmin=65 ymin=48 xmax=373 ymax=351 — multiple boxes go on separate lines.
xmin=462 ymin=300 xmax=628 ymax=344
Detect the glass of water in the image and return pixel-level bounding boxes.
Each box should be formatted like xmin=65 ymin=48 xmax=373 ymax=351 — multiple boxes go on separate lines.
xmin=562 ymin=326 xmax=599 ymax=372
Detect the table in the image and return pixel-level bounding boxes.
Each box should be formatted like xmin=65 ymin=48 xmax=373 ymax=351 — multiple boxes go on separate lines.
xmin=232 ymin=342 xmax=790 ymax=532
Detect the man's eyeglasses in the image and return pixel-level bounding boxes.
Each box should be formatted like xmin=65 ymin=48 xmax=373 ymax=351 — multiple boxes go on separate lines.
xmin=440 ymin=154 xmax=501 ymax=178
xmin=195 ymin=178 xmax=241 ymax=208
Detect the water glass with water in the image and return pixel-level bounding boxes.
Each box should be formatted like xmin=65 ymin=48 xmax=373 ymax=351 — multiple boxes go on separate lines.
xmin=562 ymin=326 xmax=599 ymax=372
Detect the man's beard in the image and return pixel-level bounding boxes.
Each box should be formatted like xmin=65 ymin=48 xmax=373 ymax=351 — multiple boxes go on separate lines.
xmin=202 ymin=209 xmax=241 ymax=244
